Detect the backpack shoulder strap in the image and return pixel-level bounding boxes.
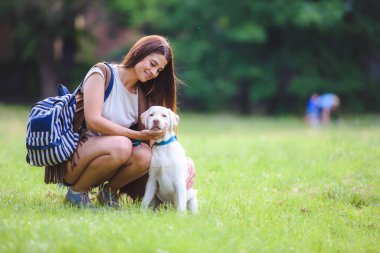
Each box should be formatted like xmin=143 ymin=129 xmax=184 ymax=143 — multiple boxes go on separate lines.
xmin=72 ymin=62 xmax=114 ymax=132
xmin=94 ymin=62 xmax=114 ymax=101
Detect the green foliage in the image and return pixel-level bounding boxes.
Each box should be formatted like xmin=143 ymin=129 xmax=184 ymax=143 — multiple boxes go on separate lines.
xmin=107 ymin=0 xmax=380 ymax=114
xmin=2 ymin=0 xmax=85 ymax=61
xmin=284 ymin=1 xmax=345 ymax=28
xmin=2 ymin=0 xmax=380 ymax=113
xmin=1 ymin=105 xmax=380 ymax=252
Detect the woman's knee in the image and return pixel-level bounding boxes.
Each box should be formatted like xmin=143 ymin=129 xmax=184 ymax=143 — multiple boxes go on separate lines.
xmin=131 ymin=144 xmax=152 ymax=170
xmin=109 ymin=136 xmax=133 ymax=164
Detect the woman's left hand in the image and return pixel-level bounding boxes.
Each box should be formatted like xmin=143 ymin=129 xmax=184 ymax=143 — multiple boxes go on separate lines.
xmin=186 ymin=157 xmax=196 ymax=190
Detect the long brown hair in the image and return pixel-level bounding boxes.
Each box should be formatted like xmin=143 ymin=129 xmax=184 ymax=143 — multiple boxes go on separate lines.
xmin=121 ymin=35 xmax=178 ymax=113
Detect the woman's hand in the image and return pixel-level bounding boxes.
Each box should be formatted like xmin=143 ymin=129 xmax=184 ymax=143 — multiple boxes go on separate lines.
xmin=186 ymin=157 xmax=196 ymax=190
xmin=137 ymin=128 xmax=166 ymax=140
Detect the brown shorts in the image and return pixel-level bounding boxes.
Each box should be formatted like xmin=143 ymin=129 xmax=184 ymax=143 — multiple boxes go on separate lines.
xmin=119 ymin=173 xmax=149 ymax=200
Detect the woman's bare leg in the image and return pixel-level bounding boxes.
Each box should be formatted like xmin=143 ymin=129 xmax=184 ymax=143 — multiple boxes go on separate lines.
xmin=106 ymin=143 xmax=152 ymax=192
xmin=64 ymin=136 xmax=133 ymax=192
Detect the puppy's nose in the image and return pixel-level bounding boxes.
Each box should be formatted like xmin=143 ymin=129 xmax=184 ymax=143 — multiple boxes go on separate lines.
xmin=153 ymin=119 xmax=159 ymax=125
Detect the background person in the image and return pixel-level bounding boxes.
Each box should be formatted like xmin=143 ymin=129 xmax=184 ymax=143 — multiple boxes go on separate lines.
xmin=304 ymin=93 xmax=320 ymax=127
xmin=316 ymin=93 xmax=340 ymax=125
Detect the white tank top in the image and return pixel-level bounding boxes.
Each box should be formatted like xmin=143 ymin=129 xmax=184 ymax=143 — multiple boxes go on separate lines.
xmin=82 ymin=64 xmax=138 ymax=137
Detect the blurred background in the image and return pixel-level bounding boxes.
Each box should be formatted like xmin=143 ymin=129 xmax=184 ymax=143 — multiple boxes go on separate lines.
xmin=1 ymin=0 xmax=379 ymax=115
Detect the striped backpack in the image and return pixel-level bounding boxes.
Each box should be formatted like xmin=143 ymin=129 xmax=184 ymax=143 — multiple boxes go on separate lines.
xmin=26 ymin=62 xmax=114 ymax=166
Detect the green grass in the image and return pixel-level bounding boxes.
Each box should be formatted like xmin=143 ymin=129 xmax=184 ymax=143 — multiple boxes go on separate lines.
xmin=0 ymin=104 xmax=379 ymax=253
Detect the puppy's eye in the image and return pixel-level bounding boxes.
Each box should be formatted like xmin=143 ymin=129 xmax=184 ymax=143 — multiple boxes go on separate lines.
xmin=162 ymin=114 xmax=167 ymax=117
xmin=149 ymin=113 xmax=154 ymax=117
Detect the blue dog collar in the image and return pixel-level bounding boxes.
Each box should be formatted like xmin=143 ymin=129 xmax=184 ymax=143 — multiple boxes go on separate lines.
xmin=153 ymin=136 xmax=177 ymax=146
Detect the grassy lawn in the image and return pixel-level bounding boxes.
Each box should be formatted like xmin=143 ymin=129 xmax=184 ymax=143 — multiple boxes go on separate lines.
xmin=0 ymin=104 xmax=379 ymax=253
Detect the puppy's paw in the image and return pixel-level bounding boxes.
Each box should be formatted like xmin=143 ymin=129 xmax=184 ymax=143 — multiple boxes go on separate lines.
xmin=140 ymin=202 xmax=150 ymax=211
xmin=177 ymin=206 xmax=187 ymax=213
xmin=176 ymin=210 xmax=187 ymax=217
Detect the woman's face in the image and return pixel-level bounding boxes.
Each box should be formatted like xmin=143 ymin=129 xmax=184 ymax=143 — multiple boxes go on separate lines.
xmin=135 ymin=53 xmax=168 ymax=83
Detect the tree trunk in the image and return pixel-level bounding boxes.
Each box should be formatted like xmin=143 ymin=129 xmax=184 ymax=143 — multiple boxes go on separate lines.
xmin=37 ymin=38 xmax=58 ymax=98
xmin=236 ymin=79 xmax=251 ymax=115
xmin=59 ymin=36 xmax=77 ymax=88
xmin=268 ymin=69 xmax=295 ymax=114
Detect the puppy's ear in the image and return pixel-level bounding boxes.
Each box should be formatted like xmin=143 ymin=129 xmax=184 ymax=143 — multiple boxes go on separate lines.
xmin=140 ymin=110 xmax=148 ymax=128
xmin=168 ymin=109 xmax=179 ymax=129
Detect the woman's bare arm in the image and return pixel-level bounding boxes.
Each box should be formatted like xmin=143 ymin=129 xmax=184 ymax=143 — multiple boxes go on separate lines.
xmin=83 ymin=73 xmax=164 ymax=140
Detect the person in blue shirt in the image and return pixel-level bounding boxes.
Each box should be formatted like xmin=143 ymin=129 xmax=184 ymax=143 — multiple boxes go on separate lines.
xmin=305 ymin=93 xmax=340 ymax=126
xmin=304 ymin=93 xmax=320 ymax=126
xmin=316 ymin=93 xmax=340 ymax=124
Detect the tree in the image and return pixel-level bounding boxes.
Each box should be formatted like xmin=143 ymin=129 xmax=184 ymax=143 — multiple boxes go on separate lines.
xmin=2 ymin=0 xmax=380 ymax=112
xmin=1 ymin=0 xmax=90 ymax=98
xmin=107 ymin=0 xmax=380 ymax=113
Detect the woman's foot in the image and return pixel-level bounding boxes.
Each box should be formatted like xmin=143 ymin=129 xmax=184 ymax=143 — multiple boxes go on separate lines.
xmin=97 ymin=184 xmax=120 ymax=208
xmin=64 ymin=187 xmax=95 ymax=208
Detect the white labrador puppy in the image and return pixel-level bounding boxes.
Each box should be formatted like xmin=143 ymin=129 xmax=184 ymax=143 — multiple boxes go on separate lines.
xmin=141 ymin=106 xmax=198 ymax=213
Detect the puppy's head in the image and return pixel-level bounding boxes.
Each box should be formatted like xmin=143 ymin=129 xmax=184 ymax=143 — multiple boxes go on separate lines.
xmin=140 ymin=106 xmax=179 ymax=133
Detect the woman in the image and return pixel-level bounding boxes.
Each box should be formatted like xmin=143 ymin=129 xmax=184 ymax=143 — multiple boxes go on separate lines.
xmin=58 ymin=35 xmax=195 ymax=207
